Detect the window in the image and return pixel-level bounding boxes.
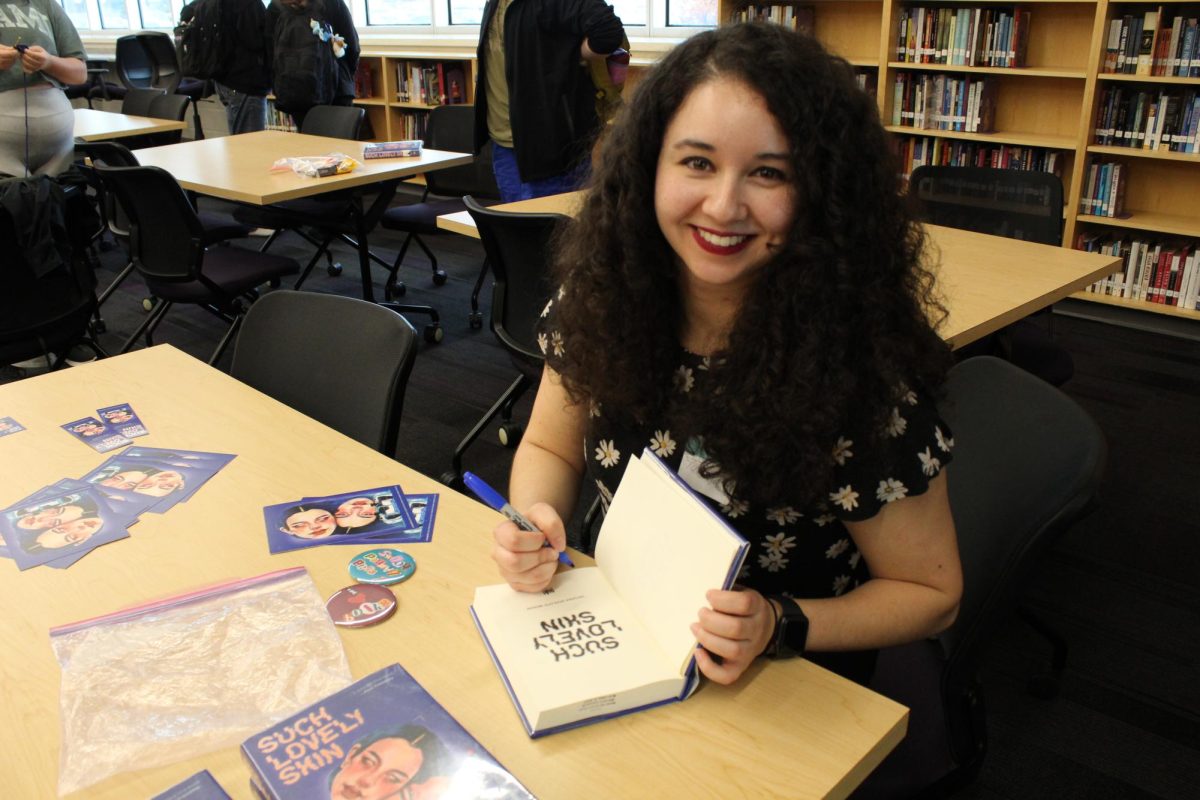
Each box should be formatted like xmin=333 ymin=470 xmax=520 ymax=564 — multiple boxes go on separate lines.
xmin=138 ymin=0 xmax=175 ymax=28
xmin=61 ymin=0 xmax=91 ymax=30
xmin=366 ymin=0 xmax=433 ymax=26
xmin=97 ymin=0 xmax=130 ymax=29
xmin=667 ymin=0 xmax=716 ymax=27
xmin=610 ymin=0 xmax=647 ymax=28
xmin=448 ymin=0 xmax=485 ymax=26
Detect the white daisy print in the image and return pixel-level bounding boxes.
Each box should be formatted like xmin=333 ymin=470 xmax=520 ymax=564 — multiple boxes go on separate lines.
xmin=832 ymin=575 xmax=851 ymax=596
xmin=764 ymin=531 xmax=797 ymax=555
xmin=698 ymin=355 xmax=712 ymax=371
xmin=830 ymin=485 xmax=860 ymax=511
xmin=594 ymin=439 xmax=620 ymax=468
xmin=848 ymin=551 xmax=861 ymax=570
xmin=831 ymin=436 xmax=854 ymax=465
xmin=886 ymin=406 xmax=908 ymax=437
xmin=550 ymin=331 xmax=564 ymax=357
xmin=722 ymin=498 xmax=749 ymax=519
xmin=594 ymin=479 xmax=613 ymax=512
xmin=557 ymin=285 xmax=565 ymax=300
xmin=918 ymin=447 xmax=941 ymax=476
xmin=673 ymin=365 xmax=695 ymax=393
xmin=813 ymin=513 xmax=836 ymax=527
xmin=825 ymin=538 xmax=850 ymax=559
xmin=903 ymin=389 xmax=918 ymax=406
xmin=588 ymin=399 xmax=601 ymax=418
xmin=537 ymin=332 xmax=548 ymax=355
xmin=935 ymin=425 xmax=954 ymax=453
xmin=541 ymin=298 xmax=553 ymax=318
xmin=649 ymin=430 xmax=677 ymax=458
xmin=876 ymin=478 xmax=908 ymax=503
xmin=758 ymin=550 xmax=787 ymax=573
xmin=766 ymin=506 xmax=801 ymax=526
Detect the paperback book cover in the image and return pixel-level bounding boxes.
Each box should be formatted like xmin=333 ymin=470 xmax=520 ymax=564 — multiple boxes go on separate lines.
xmin=242 ymin=663 xmax=533 ymax=800
xmin=470 ymin=449 xmax=750 ymax=737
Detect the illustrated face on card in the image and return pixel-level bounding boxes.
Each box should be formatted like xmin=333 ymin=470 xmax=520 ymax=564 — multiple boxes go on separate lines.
xmin=79 ymin=458 xmax=207 ymax=512
xmin=0 ymin=417 xmax=25 ymax=437
xmin=60 ymin=416 xmax=132 ymax=452
xmin=96 ymin=404 xmax=148 ymax=439
xmin=264 ymin=487 xmax=416 ymax=554
xmin=0 ymin=489 xmax=129 ymax=570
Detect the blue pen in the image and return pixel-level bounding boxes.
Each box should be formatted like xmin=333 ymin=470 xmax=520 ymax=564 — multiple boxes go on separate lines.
xmin=463 ymin=471 xmax=575 ymax=568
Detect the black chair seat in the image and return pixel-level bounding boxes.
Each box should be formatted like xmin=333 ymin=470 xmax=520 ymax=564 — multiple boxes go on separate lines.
xmin=177 ymin=78 xmax=209 ymax=100
xmin=144 ymin=247 xmax=298 ymax=304
xmin=197 ymin=210 xmax=255 ymax=243
xmin=380 ymin=197 xmax=467 ymax=235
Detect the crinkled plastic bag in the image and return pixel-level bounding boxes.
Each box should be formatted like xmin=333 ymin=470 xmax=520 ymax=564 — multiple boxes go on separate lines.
xmin=50 ymin=567 xmax=352 ymax=796
xmin=269 ymin=153 xmax=360 ymax=177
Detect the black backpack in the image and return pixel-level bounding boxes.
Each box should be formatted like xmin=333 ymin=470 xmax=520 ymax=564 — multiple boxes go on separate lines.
xmin=272 ymin=9 xmax=338 ymax=114
xmin=176 ymin=0 xmax=231 ymax=81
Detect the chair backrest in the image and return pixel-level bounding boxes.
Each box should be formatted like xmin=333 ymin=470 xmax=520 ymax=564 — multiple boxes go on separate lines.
xmin=463 ymin=195 xmax=565 ymax=363
xmin=121 ymin=87 xmax=166 ymax=116
xmin=135 ymin=31 xmax=183 ymax=94
xmin=146 ymin=92 xmax=190 ymax=145
xmin=93 ymin=164 xmax=206 ymax=284
xmin=936 ymin=355 xmax=1105 ymax=761
xmin=115 ymin=34 xmax=155 ymax=90
xmin=74 ymin=141 xmax=139 ymax=239
xmin=300 ymin=105 xmax=365 ymax=140
xmin=424 ymin=105 xmax=500 ymax=200
xmin=909 ymin=166 xmax=1064 ymax=246
xmin=229 ymin=290 xmax=419 ymax=455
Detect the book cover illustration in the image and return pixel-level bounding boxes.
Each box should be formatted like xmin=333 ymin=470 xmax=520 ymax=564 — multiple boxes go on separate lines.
xmin=242 ymin=663 xmax=534 ymax=800
xmin=79 ymin=456 xmax=210 ymax=513
xmin=0 ymin=416 xmax=25 ymax=437
xmin=0 ymin=486 xmax=131 ymax=570
xmin=96 ymin=447 xmax=236 ymax=505
xmin=60 ymin=415 xmax=132 ymax=453
xmin=150 ymin=769 xmax=231 ymax=799
xmin=96 ymin=403 xmax=149 ymax=440
xmin=265 ymin=486 xmax=417 ymax=554
xmin=366 ymin=492 xmax=439 ymax=544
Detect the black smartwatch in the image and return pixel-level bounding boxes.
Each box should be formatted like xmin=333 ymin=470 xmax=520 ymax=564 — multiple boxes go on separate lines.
xmin=766 ymin=596 xmax=809 ymax=659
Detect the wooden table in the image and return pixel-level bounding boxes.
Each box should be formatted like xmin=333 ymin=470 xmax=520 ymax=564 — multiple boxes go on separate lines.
xmin=0 ymin=346 xmax=907 ymax=800
xmin=437 ymin=191 xmax=1122 ymax=350
xmin=135 ymin=130 xmax=473 ymax=300
xmin=73 ymin=108 xmax=187 ymax=142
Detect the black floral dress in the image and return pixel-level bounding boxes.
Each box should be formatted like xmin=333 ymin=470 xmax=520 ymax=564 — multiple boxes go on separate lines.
xmin=538 ymin=297 xmax=954 ymax=684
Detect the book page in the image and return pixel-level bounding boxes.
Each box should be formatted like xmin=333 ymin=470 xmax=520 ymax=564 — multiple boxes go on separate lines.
xmin=595 ymin=452 xmax=747 ymax=675
xmin=472 ymin=568 xmax=682 ymax=729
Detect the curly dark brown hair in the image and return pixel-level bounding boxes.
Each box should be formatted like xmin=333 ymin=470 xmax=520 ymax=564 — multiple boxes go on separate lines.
xmin=550 ymin=23 xmax=951 ymax=507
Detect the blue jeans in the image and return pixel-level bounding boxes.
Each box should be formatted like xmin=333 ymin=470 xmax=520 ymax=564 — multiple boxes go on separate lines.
xmin=491 ymin=143 xmax=588 ymax=203
xmin=215 ymin=84 xmax=267 ymax=135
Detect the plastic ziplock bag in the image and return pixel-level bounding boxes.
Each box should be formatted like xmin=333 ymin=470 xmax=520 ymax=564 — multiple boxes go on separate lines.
xmin=269 ymin=153 xmax=360 ymax=178
xmin=50 ymin=567 xmax=352 ymax=796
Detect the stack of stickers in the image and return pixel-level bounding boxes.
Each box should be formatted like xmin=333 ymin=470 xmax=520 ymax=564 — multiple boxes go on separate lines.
xmin=0 ymin=446 xmax=235 ymax=571
xmin=60 ymin=403 xmax=150 ymax=453
xmin=263 ymin=486 xmax=438 ymax=555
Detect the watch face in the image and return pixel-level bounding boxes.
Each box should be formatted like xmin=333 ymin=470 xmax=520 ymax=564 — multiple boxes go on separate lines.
xmin=779 ymin=603 xmax=809 ymax=657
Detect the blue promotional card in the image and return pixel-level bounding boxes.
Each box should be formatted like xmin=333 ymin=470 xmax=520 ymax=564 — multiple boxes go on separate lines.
xmin=264 ymin=486 xmax=415 ymax=554
xmin=96 ymin=403 xmax=149 ymax=440
xmin=0 ymin=487 xmax=130 ymax=570
xmin=78 ymin=457 xmax=209 ymax=513
xmin=0 ymin=417 xmax=25 ymax=437
xmin=366 ymin=492 xmax=439 ymax=544
xmin=60 ymin=416 xmax=132 ymax=453
xmin=150 ymin=769 xmax=231 ymax=800
xmin=114 ymin=447 xmax=236 ymax=503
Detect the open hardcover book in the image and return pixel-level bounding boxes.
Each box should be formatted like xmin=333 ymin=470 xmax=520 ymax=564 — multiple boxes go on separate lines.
xmin=470 ymin=449 xmax=750 ymax=737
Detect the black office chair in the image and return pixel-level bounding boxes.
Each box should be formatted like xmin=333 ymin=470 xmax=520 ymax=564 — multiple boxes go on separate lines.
xmin=229 ymin=290 xmax=419 ymax=455
xmin=861 ymin=356 xmax=1106 ymax=798
xmin=94 ymin=164 xmax=300 ymax=364
xmin=442 ymin=195 xmax=566 ymax=486
xmin=0 ymin=176 xmax=106 ymax=369
xmin=136 ymin=31 xmax=210 ymax=139
xmin=908 ymin=165 xmax=1074 ymax=386
xmin=120 ymin=87 xmax=166 ymax=117
xmin=378 ymin=105 xmax=501 ymax=307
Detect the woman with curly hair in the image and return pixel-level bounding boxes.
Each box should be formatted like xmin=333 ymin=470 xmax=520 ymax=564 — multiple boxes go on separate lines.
xmin=490 ymin=22 xmax=962 ymax=690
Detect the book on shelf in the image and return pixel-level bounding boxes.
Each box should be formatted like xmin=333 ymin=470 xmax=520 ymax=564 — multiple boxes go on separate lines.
xmin=353 ymin=61 xmax=374 ymax=100
xmin=1136 ymin=8 xmax=1160 ymax=76
xmin=242 ymin=663 xmax=534 ymax=800
xmin=363 ymin=140 xmax=423 ymax=159
xmin=470 ymin=449 xmax=750 ymax=738
xmin=1077 ymin=232 xmax=1200 ymax=310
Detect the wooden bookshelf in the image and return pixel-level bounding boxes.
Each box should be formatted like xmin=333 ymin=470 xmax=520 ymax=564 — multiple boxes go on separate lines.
xmin=715 ymin=0 xmax=1200 ymax=320
xmin=353 ymin=54 xmax=475 ymax=142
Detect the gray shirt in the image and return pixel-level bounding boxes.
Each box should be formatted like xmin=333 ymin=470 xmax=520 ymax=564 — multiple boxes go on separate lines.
xmin=0 ymin=0 xmax=86 ymax=93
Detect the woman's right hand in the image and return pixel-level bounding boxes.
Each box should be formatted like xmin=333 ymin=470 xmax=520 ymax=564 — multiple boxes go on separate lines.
xmin=491 ymin=502 xmax=570 ymax=593
xmin=0 ymin=46 xmax=17 ymax=71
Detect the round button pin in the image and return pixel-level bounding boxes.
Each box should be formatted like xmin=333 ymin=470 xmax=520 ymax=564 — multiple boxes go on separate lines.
xmin=348 ymin=548 xmax=417 ymax=585
xmin=326 ymin=584 xmax=397 ymax=628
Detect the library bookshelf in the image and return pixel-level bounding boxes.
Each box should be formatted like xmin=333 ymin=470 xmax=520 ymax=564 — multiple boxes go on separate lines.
xmin=718 ymin=0 xmax=1200 ymax=320
xmin=352 ymin=53 xmax=476 ymax=142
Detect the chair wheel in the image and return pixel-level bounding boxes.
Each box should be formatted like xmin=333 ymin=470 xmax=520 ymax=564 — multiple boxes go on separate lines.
xmin=142 ymin=297 xmax=155 ymax=312
xmin=385 ymin=280 xmax=407 ymax=300
xmin=432 ymin=269 xmax=448 ymax=286
xmin=498 ymin=422 xmax=524 ymax=447
xmin=440 ymin=470 xmax=462 ymax=488
xmin=468 ymin=311 xmax=483 ymax=329
xmin=424 ymin=324 xmax=443 ymax=344
xmin=326 ymin=262 xmax=343 ymax=277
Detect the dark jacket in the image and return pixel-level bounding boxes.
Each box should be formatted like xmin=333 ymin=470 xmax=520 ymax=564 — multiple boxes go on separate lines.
xmin=265 ymin=0 xmax=360 ymax=102
xmin=474 ymin=0 xmax=624 ymax=182
xmin=220 ymin=0 xmax=271 ymax=94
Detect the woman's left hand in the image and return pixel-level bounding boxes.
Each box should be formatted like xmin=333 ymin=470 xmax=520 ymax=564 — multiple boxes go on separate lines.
xmin=691 ymin=588 xmax=776 ymax=685
xmin=19 ymin=45 xmax=51 ymax=73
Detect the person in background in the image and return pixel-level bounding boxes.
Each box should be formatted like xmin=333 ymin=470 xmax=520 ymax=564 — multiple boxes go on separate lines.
xmin=265 ymin=0 xmax=358 ymax=131
xmin=0 ymin=0 xmax=86 ymax=177
xmin=212 ymin=0 xmax=271 ymax=134
xmin=474 ymin=0 xmax=624 ymax=202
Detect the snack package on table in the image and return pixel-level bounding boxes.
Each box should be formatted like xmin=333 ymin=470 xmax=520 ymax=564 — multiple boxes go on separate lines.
xmin=270 ymin=153 xmax=360 ymax=178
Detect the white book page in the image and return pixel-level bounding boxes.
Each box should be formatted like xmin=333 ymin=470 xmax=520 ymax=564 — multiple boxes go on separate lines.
xmin=473 ymin=568 xmax=680 ymax=721
xmin=595 ymin=452 xmax=746 ymax=676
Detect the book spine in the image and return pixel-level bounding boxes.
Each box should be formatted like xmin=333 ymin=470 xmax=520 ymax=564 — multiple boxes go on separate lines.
xmin=1137 ymin=10 xmax=1159 ymax=76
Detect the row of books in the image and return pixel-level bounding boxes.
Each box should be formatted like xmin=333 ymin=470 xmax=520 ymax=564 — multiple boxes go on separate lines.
xmin=1093 ymin=86 xmax=1200 ymax=153
xmin=1077 ymin=232 xmax=1200 ymax=310
xmin=855 ymin=70 xmax=878 ymax=99
xmin=353 ymin=61 xmax=374 ymax=99
xmin=265 ymin=101 xmax=297 ymax=133
xmin=395 ymin=61 xmax=467 ymax=106
xmin=895 ymin=6 xmax=1030 ymax=68
xmin=729 ymin=4 xmax=814 ymax=34
xmin=1102 ymin=11 xmax=1200 ymax=77
xmin=391 ymin=112 xmax=431 ymax=142
xmin=1078 ymin=159 xmax=1127 ymax=219
xmin=891 ymin=73 xmax=996 ymax=133
xmin=895 ymin=136 xmax=1062 ymax=176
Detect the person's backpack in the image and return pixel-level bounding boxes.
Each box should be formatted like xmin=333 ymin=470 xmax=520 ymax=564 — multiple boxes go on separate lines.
xmin=271 ymin=10 xmax=338 ymax=114
xmin=175 ymin=0 xmax=231 ymax=81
